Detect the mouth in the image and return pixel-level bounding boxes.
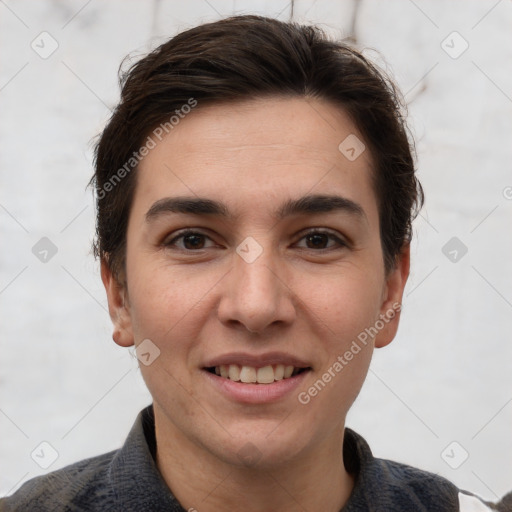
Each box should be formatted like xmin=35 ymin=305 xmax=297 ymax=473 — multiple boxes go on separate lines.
xmin=204 ymin=364 xmax=311 ymax=384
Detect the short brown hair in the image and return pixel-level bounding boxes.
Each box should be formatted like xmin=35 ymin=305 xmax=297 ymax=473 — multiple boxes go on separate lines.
xmin=90 ymin=14 xmax=423 ymax=281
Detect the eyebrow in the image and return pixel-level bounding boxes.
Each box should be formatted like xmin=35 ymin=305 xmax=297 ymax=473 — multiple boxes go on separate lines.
xmin=145 ymin=194 xmax=366 ymax=222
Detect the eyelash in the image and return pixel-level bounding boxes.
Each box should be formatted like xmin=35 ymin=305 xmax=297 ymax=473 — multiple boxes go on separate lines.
xmin=163 ymin=228 xmax=348 ymax=252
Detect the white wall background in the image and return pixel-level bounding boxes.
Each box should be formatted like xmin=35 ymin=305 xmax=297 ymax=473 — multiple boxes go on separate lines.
xmin=1 ymin=0 xmax=511 ymax=503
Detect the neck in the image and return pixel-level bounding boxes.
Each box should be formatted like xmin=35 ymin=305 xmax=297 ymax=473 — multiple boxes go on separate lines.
xmin=154 ymin=407 xmax=355 ymax=512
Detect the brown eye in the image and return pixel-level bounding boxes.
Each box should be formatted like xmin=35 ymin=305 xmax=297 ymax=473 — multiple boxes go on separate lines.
xmin=182 ymin=233 xmax=206 ymax=250
xmin=164 ymin=230 xmax=215 ymax=251
xmin=296 ymin=230 xmax=346 ymax=251
xmin=305 ymin=233 xmax=329 ymax=249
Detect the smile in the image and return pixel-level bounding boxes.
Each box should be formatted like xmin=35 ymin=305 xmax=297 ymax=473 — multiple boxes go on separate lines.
xmin=206 ymin=364 xmax=310 ymax=384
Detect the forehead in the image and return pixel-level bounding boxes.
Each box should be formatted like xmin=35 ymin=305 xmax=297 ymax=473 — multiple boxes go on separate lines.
xmin=133 ymin=97 xmax=377 ymax=221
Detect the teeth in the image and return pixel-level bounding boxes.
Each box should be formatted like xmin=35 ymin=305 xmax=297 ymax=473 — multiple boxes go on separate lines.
xmin=228 ymin=365 xmax=241 ymax=382
xmin=240 ymin=366 xmax=257 ymax=383
xmin=213 ymin=364 xmax=306 ymax=384
xmin=256 ymin=365 xmax=274 ymax=384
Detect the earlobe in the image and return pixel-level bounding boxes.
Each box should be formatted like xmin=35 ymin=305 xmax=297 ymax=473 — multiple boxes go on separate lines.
xmin=374 ymin=245 xmax=410 ymax=349
xmin=101 ymin=259 xmax=134 ymax=347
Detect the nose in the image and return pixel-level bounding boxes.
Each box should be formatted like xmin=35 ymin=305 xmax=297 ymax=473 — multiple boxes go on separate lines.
xmin=217 ymin=243 xmax=296 ymax=334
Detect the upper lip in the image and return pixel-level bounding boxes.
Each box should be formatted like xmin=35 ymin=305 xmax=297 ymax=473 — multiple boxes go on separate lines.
xmin=203 ymin=352 xmax=312 ymax=369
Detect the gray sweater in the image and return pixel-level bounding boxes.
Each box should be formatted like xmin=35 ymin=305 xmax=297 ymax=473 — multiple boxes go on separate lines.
xmin=1 ymin=405 xmax=510 ymax=511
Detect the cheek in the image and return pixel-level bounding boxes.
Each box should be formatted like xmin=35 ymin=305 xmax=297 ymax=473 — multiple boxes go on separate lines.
xmin=126 ymin=257 xmax=211 ymax=338
xmin=299 ymin=264 xmax=385 ymax=343
xmin=126 ymin=263 xmax=212 ymax=410
xmin=304 ymin=266 xmax=384 ymax=416
xmin=297 ymin=273 xmax=378 ymax=425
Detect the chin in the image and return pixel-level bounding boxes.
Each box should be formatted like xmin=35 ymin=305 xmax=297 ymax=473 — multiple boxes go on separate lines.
xmin=206 ymin=420 xmax=315 ymax=469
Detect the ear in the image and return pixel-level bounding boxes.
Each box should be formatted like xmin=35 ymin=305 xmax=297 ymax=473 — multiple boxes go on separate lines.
xmin=373 ymin=244 xmax=410 ymax=349
xmin=101 ymin=259 xmax=134 ymax=347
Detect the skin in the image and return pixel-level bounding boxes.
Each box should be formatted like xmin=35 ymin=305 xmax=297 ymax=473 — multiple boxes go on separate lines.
xmin=102 ymin=97 xmax=410 ymax=512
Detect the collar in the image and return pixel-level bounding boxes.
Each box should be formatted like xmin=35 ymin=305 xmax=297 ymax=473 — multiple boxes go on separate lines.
xmin=107 ymin=405 xmax=458 ymax=511
xmin=108 ymin=405 xmax=185 ymax=511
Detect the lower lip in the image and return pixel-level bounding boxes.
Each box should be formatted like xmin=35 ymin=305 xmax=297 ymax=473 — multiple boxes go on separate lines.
xmin=202 ymin=369 xmax=310 ymax=404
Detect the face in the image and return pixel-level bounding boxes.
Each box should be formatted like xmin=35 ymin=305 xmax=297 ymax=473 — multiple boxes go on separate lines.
xmin=102 ymin=97 xmax=409 ymax=468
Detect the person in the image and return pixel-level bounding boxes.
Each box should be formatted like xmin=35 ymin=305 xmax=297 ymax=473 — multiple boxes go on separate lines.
xmin=1 ymin=14 xmax=510 ymax=512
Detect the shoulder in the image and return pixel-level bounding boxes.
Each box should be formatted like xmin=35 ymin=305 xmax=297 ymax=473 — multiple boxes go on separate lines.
xmin=375 ymin=457 xmax=506 ymax=511
xmin=0 ymin=449 xmax=117 ymax=511
xmin=0 ymin=406 xmax=182 ymax=512
xmin=365 ymin=454 xmax=462 ymax=510
xmin=343 ymin=428 xmax=504 ymax=512
xmin=374 ymin=456 xmax=467 ymax=510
